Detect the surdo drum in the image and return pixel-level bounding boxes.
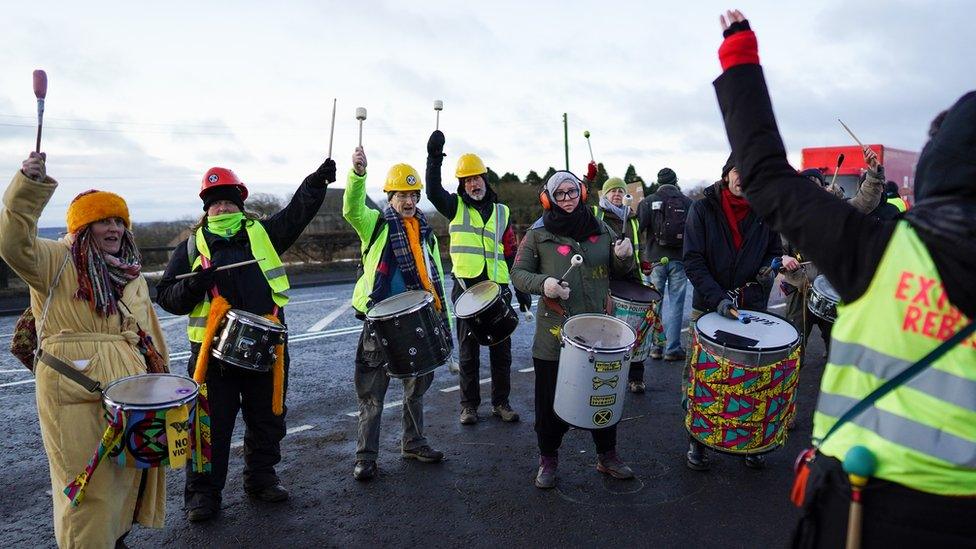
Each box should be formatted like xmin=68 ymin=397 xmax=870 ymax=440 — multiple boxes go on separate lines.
xmin=453 ymin=281 xmax=519 ymax=346
xmin=554 ymin=314 xmax=637 ymax=429
xmin=686 ymin=310 xmax=801 ymax=455
xmin=608 ymin=279 xmax=663 ymax=362
xmin=366 ymin=290 xmax=451 ymax=378
xmin=807 ymin=274 xmax=841 ymax=323
xmin=211 ymin=309 xmax=287 ymax=372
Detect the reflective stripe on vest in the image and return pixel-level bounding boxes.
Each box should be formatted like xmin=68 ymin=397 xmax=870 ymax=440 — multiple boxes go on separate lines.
xmin=186 ymin=221 xmax=291 ymax=343
xmin=449 ymin=196 xmax=510 ymax=283
xmin=813 ymin=222 xmax=976 ymax=495
xmin=593 ymin=206 xmax=641 ymax=268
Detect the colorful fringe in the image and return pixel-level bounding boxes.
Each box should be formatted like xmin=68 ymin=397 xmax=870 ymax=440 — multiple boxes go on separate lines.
xmin=191 ymin=383 xmax=212 ymax=473
xmin=266 ymin=312 xmax=286 ymax=416
xmin=64 ymin=407 xmax=126 ymax=506
xmin=70 ymin=225 xmax=141 ymax=317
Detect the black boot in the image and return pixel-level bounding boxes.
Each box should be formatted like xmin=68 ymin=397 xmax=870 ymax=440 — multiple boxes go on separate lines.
xmin=686 ymin=439 xmax=711 ymax=471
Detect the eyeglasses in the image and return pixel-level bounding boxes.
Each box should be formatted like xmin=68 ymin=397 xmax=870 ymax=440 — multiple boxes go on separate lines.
xmin=394 ymin=192 xmax=421 ymax=202
xmin=552 ymin=188 xmax=580 ymax=201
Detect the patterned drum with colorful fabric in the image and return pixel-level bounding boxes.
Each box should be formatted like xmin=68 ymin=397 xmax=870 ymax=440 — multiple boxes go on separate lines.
xmin=686 ymin=311 xmax=801 ymax=455
xmin=608 ymin=280 xmax=663 ymax=362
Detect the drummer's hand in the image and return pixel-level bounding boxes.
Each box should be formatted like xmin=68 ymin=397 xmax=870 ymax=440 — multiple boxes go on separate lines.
xmin=427 ymin=130 xmax=445 ymax=158
xmin=186 ymin=265 xmax=217 ymax=293
xmin=640 ymin=260 xmax=653 ymax=276
xmin=543 ymin=277 xmax=571 ymax=300
xmin=613 ymin=237 xmax=634 ymax=259
xmin=21 ymin=151 xmax=46 ymax=181
xmin=780 ymin=255 xmax=800 ymax=272
xmin=352 ymin=147 xmax=367 ymax=176
xmin=717 ymin=298 xmax=736 ymax=319
xmin=516 ymin=289 xmax=533 ymax=312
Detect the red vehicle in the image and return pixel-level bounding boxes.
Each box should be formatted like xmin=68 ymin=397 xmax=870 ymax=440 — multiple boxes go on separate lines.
xmin=801 ymin=145 xmax=919 ymax=206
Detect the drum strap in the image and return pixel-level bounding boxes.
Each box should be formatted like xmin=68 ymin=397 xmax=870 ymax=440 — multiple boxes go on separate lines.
xmin=36 ymin=349 xmax=102 ymax=393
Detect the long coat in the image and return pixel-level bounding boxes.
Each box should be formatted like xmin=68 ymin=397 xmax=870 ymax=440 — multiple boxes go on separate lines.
xmin=0 ymin=171 xmax=169 ymax=548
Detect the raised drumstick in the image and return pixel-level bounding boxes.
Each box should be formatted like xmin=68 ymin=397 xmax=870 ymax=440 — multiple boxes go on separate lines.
xmin=33 ymin=70 xmax=47 ymax=153
xmin=621 ymin=194 xmax=634 ymax=239
xmin=327 ymin=98 xmax=337 ymax=159
xmin=355 ymin=107 xmax=367 ymax=147
xmin=583 ymin=130 xmax=594 ymax=162
xmin=434 ymin=100 xmax=443 ymax=130
xmin=838 ymin=119 xmax=865 ymax=149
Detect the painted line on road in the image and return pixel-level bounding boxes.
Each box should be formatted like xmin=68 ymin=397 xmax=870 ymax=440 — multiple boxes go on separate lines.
xmin=0 ymin=369 xmax=30 ymax=374
xmin=306 ymin=304 xmax=352 ymax=333
xmin=166 ymin=325 xmax=363 ymax=362
xmin=344 ymin=400 xmax=404 ymax=418
xmin=518 ymin=367 xmax=535 ymax=373
xmin=153 ymin=297 xmax=343 ymax=328
xmin=440 ymin=377 xmax=490 ymax=393
xmin=231 ymin=424 xmax=314 ymax=448
xmin=160 ymin=316 xmax=187 ymax=328
xmin=0 ymin=379 xmax=36 ymax=388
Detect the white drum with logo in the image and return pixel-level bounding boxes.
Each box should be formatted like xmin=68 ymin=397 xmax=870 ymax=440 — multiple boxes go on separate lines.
xmin=554 ymin=314 xmax=636 ymax=429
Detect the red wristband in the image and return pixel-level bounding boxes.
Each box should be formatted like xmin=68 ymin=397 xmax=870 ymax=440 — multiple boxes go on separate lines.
xmin=719 ymin=30 xmax=759 ymax=71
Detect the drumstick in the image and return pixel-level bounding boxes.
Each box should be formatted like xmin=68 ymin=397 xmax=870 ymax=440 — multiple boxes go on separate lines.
xmin=327 ymin=98 xmax=337 ymax=159
xmin=583 ymin=130 xmax=594 ymax=163
xmin=560 ymin=254 xmax=584 ymax=282
xmin=33 ymin=70 xmax=47 ymax=153
xmin=838 ymin=119 xmax=865 ymax=149
xmin=843 ymin=446 xmax=877 ymax=549
xmin=621 ymin=194 xmax=633 ymax=240
xmin=174 ymin=258 xmax=263 ymax=279
xmin=728 ymin=308 xmax=752 ymax=324
xmin=434 ymin=99 xmax=443 ymax=130
xmin=829 ymin=153 xmax=845 ymax=189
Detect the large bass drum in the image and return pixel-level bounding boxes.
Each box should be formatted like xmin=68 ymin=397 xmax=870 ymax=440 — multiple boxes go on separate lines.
xmin=211 ymin=309 xmax=287 ymax=372
xmin=366 ymin=291 xmax=451 ymax=378
xmin=608 ymin=279 xmax=662 ymax=362
xmin=454 ymin=281 xmax=519 ymax=346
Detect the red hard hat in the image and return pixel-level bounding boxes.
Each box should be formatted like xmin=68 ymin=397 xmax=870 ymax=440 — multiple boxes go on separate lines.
xmin=200 ymin=167 xmax=249 ymax=201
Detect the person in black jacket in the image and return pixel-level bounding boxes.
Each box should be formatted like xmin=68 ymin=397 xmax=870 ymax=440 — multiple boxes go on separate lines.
xmin=156 ymin=158 xmax=334 ymax=522
xmin=713 ymin=11 xmax=976 ymax=546
xmin=682 ymin=155 xmax=782 ymax=470
xmin=425 ymin=130 xmax=532 ymax=425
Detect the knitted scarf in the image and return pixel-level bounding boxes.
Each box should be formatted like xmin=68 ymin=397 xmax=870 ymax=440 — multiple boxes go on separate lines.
xmin=720 ymin=186 xmax=751 ymax=250
xmin=71 ymin=225 xmax=142 ymax=317
xmin=370 ymin=206 xmax=446 ymax=312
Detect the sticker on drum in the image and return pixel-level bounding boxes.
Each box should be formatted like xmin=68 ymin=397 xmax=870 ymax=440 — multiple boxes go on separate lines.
xmin=454 ymin=281 xmax=500 ymax=318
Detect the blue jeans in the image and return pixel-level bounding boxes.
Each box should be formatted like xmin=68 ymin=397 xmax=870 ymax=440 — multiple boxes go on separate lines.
xmin=650 ymin=260 xmax=689 ymax=356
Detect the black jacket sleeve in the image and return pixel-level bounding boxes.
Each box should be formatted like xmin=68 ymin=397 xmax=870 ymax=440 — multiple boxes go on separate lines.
xmin=682 ymin=200 xmax=728 ymax=310
xmin=262 ymin=176 xmax=328 ymax=254
xmin=425 ymin=154 xmax=457 ymax=219
xmin=154 ymin=238 xmax=207 ymax=315
xmin=713 ymin=63 xmax=896 ymax=303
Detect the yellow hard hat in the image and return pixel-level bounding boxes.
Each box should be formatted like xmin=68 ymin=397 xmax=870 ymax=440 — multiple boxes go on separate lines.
xmin=455 ymin=153 xmax=487 ymax=179
xmin=383 ymin=163 xmax=423 ymax=192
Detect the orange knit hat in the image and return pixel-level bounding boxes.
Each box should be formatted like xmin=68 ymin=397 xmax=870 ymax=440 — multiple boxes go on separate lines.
xmin=65 ymin=190 xmax=131 ymax=234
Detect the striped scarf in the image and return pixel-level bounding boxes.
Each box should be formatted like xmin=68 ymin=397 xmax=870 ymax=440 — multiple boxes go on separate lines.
xmin=370 ymin=206 xmax=446 ymax=312
xmin=71 ymin=226 xmax=142 ymax=317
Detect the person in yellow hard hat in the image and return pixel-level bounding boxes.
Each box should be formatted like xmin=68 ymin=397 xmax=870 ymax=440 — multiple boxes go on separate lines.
xmin=426 ymin=130 xmax=531 ymax=425
xmin=343 ymin=145 xmax=447 ymax=481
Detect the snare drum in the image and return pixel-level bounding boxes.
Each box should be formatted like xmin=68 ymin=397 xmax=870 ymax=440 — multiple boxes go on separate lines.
xmin=366 ymin=290 xmax=451 ymax=378
xmin=211 ymin=309 xmax=287 ymax=372
xmin=608 ymin=280 xmax=663 ymax=362
xmin=686 ymin=310 xmax=801 ymax=455
xmin=454 ymin=281 xmax=519 ymax=346
xmin=807 ymin=275 xmax=841 ymax=322
xmin=554 ymin=314 xmax=636 ymax=429
xmin=102 ymin=374 xmax=200 ymax=468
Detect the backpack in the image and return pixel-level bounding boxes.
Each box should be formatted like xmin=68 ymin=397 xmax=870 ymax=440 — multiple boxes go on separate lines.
xmin=653 ymin=195 xmax=687 ymax=247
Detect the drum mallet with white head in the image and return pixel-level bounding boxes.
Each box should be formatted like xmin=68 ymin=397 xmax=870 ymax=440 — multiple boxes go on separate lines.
xmin=33 ymin=70 xmax=47 ymax=153
xmin=434 ymin=100 xmax=443 ymax=130
xmin=560 ymin=254 xmax=584 ymax=283
xmin=355 ymin=107 xmax=367 ymax=147
xmin=583 ymin=130 xmax=594 ymax=163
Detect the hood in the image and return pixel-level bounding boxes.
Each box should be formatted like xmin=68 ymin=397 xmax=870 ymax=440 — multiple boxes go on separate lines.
xmin=914 ymin=91 xmax=976 ymax=202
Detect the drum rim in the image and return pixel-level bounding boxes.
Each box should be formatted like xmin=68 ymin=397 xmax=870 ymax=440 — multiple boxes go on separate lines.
xmin=609 ymin=279 xmax=662 ymax=303
xmin=225 ymin=309 xmax=286 ymax=332
xmin=102 ymin=373 xmax=199 ymax=411
xmin=562 ymin=313 xmax=637 ymax=353
xmin=812 ymin=274 xmax=840 ymax=301
xmin=366 ymin=290 xmax=434 ymax=321
xmin=454 ymin=280 xmax=501 ymax=319
xmin=695 ymin=310 xmax=800 ymax=354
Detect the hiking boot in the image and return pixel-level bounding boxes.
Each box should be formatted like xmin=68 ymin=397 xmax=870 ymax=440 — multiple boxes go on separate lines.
xmin=664 ymin=350 xmax=687 ymax=362
xmin=187 ymin=503 xmax=219 ymax=523
xmin=353 ymin=460 xmax=377 ymax=481
xmin=628 ymin=380 xmax=646 ymax=394
xmin=491 ymin=403 xmax=520 ymax=422
xmin=535 ymin=456 xmax=558 ymax=489
xmin=744 ymin=454 xmax=767 ymax=470
xmin=597 ymin=450 xmax=635 ymax=479
xmin=649 ymin=347 xmax=664 ymax=360
xmin=686 ymin=441 xmax=711 ymax=471
xmin=246 ymin=484 xmax=289 ymax=503
xmin=460 ymin=407 xmax=478 ymax=425
xmin=402 ymin=445 xmax=444 ymax=463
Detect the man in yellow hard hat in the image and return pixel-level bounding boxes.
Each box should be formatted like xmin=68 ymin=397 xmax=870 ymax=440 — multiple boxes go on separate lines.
xmin=343 ymin=145 xmax=447 ymax=481
xmin=426 ymin=130 xmax=530 ymax=425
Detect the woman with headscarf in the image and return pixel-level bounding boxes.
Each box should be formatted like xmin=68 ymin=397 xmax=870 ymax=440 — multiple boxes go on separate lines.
xmin=0 ymin=151 xmax=169 ymax=547
xmin=512 ymin=171 xmax=638 ymax=489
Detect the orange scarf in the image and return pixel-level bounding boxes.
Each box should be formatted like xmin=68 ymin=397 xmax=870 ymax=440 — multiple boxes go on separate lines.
xmin=402 ymin=216 xmax=442 ymax=312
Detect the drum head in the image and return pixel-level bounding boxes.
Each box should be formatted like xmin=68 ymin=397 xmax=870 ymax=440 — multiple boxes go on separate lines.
xmin=609 ymin=279 xmax=662 ymax=303
xmin=367 ymin=290 xmax=432 ymax=320
xmin=563 ymin=313 xmax=636 ymax=352
xmin=227 ymin=309 xmax=285 ymax=330
xmin=102 ymin=374 xmax=198 ymax=409
xmin=455 ymin=281 xmax=500 ymax=318
xmin=696 ymin=311 xmax=798 ymax=352
xmin=813 ymin=275 xmax=840 ymax=302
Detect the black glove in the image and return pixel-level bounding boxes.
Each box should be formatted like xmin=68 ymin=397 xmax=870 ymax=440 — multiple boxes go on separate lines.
xmin=516 ymin=289 xmax=532 ymax=312
xmin=427 ymin=130 xmax=445 ymax=157
xmin=717 ymin=298 xmax=736 ymax=319
xmin=722 ymin=18 xmax=751 ymax=38
xmin=305 ymin=158 xmax=337 ymax=188
xmin=186 ymin=265 xmax=217 ymax=295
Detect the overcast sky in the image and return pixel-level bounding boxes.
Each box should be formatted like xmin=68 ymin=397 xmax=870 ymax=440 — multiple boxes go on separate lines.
xmin=2 ymin=0 xmax=971 ymax=226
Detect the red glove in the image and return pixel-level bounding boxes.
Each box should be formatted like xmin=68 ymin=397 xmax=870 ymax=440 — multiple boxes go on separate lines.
xmin=585 ymin=161 xmax=597 ymax=182
xmin=641 ymin=260 xmax=653 ymax=276
xmin=719 ymin=19 xmax=759 ymax=71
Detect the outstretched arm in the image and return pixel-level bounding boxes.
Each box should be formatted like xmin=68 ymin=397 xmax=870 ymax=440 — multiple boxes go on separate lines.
xmin=424 ymin=130 xmax=457 ymax=219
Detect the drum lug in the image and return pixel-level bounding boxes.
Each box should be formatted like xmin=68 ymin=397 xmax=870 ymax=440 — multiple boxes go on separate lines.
xmin=588 ymin=351 xmax=595 ymax=363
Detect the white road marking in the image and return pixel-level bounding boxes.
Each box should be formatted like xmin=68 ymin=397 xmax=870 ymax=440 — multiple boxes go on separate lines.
xmin=440 ymin=377 xmax=490 ymax=393
xmin=0 ymin=369 xmax=30 ymax=374
xmin=306 ymin=304 xmax=351 ymax=333
xmin=518 ymin=367 xmax=535 ymax=373
xmin=344 ymin=400 xmax=404 ymax=418
xmin=231 ymin=424 xmax=314 ymax=448
xmin=0 ymin=379 xmax=35 ymax=388
xmin=160 ymin=316 xmax=187 ymax=328
xmin=165 ymin=325 xmax=362 ymax=362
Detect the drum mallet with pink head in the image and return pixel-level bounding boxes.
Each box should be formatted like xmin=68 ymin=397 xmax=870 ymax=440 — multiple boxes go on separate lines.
xmin=33 ymin=70 xmax=47 ymax=153
xmin=434 ymin=100 xmax=443 ymax=130
xmin=583 ymin=130 xmax=594 ymax=163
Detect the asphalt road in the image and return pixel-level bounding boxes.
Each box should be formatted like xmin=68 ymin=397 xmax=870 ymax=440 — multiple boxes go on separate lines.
xmin=0 ymin=280 xmax=825 ymax=548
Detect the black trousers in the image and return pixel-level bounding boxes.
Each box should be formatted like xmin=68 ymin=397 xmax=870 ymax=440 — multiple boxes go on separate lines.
xmin=452 ymin=281 xmax=512 ymax=408
xmin=185 ymin=343 xmax=289 ymax=507
xmin=533 ymin=358 xmax=617 ymax=457
xmin=628 ymin=360 xmax=645 ymax=382
xmin=792 ymin=454 xmax=976 ymax=549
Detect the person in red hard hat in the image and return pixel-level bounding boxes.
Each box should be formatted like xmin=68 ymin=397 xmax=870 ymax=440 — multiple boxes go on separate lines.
xmin=156 ymin=157 xmax=335 ymax=522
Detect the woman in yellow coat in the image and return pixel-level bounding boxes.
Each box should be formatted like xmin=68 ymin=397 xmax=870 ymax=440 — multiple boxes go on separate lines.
xmin=0 ymin=151 xmax=169 ymax=548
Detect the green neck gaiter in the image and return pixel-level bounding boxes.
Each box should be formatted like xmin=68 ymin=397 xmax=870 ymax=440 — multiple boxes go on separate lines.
xmin=207 ymin=212 xmax=245 ymax=237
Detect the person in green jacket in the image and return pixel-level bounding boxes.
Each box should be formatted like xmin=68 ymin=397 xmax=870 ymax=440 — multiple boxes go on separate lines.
xmin=512 ymin=171 xmax=638 ymax=489
xmin=342 ymin=146 xmax=447 ymax=482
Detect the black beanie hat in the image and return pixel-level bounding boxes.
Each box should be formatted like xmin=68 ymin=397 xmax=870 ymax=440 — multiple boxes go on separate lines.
xmin=799 ymin=168 xmax=827 ymax=187
xmin=201 ymin=185 xmax=246 ymax=212
xmin=657 ymin=167 xmax=678 ymax=186
xmin=721 ymin=153 xmax=736 ymax=180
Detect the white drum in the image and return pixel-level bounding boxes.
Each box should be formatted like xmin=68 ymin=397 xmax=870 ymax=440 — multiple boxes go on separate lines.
xmin=554 ymin=314 xmax=637 ymax=429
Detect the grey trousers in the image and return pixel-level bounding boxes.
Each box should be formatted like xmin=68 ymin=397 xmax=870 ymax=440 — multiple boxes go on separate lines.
xmin=354 ymin=325 xmax=433 ymax=462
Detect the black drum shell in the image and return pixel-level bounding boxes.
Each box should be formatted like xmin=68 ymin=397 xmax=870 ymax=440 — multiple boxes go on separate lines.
xmin=211 ymin=309 xmax=287 ymax=372
xmin=367 ymin=293 xmax=451 ymax=378
xmin=455 ymin=281 xmax=519 ymax=346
